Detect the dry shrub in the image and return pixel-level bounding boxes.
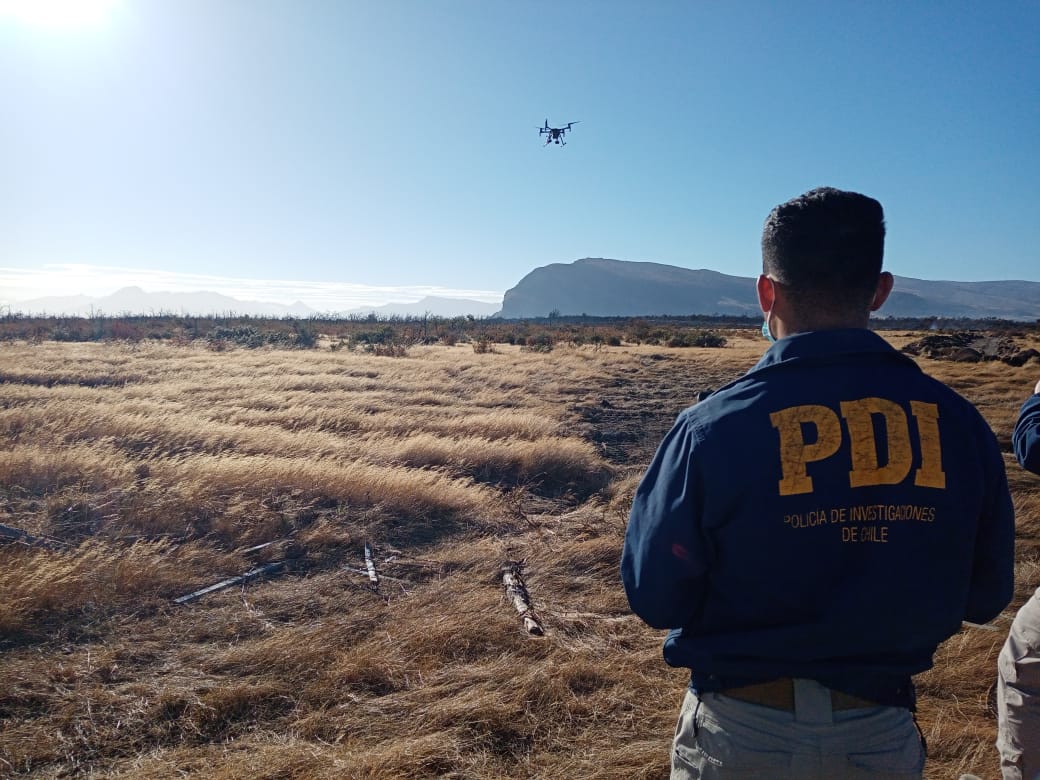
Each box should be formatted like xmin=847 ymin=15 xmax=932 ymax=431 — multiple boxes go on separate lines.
xmin=386 ymin=433 xmax=613 ymax=495
xmin=308 ymin=642 xmax=413 ymax=701
xmin=99 ymin=742 xmax=338 ymax=780
xmin=204 ymin=625 xmax=344 ymax=681
xmin=335 ymin=730 xmax=477 ymax=779
xmin=1012 ymin=489 xmax=1040 ymax=545
xmin=0 ymin=444 xmax=131 ymax=496
xmin=0 ymin=540 xmax=234 ymax=636
xmin=186 ymin=680 xmax=298 ymax=742
xmin=152 ymin=455 xmax=500 ymax=521
xmin=388 ymin=576 xmax=543 ymax=668
xmin=603 ymin=472 xmax=643 ymax=532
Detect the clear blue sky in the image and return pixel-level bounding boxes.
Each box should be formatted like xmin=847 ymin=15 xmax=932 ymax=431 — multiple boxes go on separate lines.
xmin=2 ymin=0 xmax=1038 ymax=309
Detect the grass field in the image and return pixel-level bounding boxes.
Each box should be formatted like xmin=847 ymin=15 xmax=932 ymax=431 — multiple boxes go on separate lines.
xmin=1 ymin=329 xmax=1038 ymax=779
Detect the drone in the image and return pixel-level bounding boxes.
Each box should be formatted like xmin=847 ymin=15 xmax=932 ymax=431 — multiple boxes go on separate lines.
xmin=539 ymin=119 xmax=579 ymax=146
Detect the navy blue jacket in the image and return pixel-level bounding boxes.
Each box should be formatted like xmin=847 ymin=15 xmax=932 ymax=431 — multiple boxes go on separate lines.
xmin=622 ymin=329 xmax=1015 ymax=708
xmin=1013 ymin=393 xmax=1040 ymax=474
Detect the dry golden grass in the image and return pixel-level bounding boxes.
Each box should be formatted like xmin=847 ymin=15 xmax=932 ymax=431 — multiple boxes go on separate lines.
xmin=0 ymin=331 xmax=1038 ymax=779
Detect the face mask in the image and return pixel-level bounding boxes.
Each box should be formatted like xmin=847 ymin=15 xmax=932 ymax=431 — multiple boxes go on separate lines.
xmin=760 ymin=275 xmax=778 ymax=344
xmin=761 ymin=317 xmax=776 ymax=344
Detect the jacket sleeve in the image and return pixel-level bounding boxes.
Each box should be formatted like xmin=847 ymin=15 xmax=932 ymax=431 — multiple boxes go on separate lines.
xmin=964 ymin=421 xmax=1016 ymax=624
xmin=1013 ymin=394 xmax=1040 ymax=475
xmin=621 ymin=413 xmax=709 ymax=629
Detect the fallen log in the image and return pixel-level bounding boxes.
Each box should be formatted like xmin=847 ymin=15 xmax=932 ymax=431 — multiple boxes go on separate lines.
xmin=364 ymin=543 xmax=379 ymax=590
xmin=501 ymin=560 xmax=544 ymax=636
xmin=174 ymin=561 xmax=287 ymax=605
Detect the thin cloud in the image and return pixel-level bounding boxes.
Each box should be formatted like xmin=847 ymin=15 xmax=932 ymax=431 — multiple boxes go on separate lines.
xmin=0 ymin=264 xmax=503 ymax=311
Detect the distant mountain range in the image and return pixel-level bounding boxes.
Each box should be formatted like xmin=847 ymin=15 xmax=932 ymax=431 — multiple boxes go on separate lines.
xmin=6 ymin=260 xmax=1038 ymax=321
xmin=497 ymin=258 xmax=1040 ymax=321
xmin=344 ymin=296 xmax=500 ymax=318
xmin=5 ymin=287 xmax=317 ymax=318
xmin=5 ymin=287 xmax=500 ymax=319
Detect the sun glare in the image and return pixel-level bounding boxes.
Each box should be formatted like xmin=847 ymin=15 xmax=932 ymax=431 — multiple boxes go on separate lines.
xmin=0 ymin=0 xmax=120 ymax=28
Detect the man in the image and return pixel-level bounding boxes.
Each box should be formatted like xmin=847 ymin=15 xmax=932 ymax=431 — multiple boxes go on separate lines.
xmin=622 ymin=187 xmax=1015 ymax=778
xmin=997 ymin=377 xmax=1040 ymax=780
xmin=1012 ymin=378 xmax=1040 ymax=474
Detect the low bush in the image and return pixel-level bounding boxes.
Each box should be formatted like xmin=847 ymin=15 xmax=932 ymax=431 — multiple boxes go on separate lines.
xmin=520 ymin=334 xmax=553 ymax=353
xmin=666 ymin=330 xmax=727 ymax=348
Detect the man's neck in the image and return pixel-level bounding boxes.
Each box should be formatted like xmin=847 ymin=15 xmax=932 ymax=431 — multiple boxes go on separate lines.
xmin=773 ymin=314 xmax=871 ymax=339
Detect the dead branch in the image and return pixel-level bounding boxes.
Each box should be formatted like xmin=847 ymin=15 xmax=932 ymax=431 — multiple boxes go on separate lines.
xmin=239 ymin=541 xmax=279 ymax=556
xmin=501 ymin=560 xmax=544 ymax=636
xmin=549 ymin=610 xmax=638 ymax=623
xmin=174 ymin=561 xmax=287 ymax=605
xmin=342 ymin=565 xmax=410 ymax=585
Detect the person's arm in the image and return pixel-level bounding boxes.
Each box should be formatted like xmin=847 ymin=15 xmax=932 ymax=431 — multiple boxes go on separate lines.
xmin=621 ymin=413 xmax=709 ymax=629
xmin=1012 ymin=380 xmax=1040 ymax=474
xmin=964 ymin=421 xmax=1016 ymax=624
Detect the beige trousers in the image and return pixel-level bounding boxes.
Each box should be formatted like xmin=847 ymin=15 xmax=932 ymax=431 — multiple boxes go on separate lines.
xmin=998 ymin=588 xmax=1040 ymax=780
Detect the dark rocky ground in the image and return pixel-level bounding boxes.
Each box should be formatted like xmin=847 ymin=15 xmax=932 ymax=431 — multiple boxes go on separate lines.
xmin=902 ymin=331 xmax=1040 ymax=365
xmin=572 ymin=352 xmax=745 ymax=468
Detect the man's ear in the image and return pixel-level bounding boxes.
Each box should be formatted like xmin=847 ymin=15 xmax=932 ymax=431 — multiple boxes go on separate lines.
xmin=756 ymin=274 xmax=775 ymax=314
xmin=869 ymin=271 xmax=895 ymax=312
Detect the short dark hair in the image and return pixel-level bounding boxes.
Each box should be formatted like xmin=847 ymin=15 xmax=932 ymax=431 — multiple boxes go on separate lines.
xmin=761 ymin=187 xmax=886 ymax=311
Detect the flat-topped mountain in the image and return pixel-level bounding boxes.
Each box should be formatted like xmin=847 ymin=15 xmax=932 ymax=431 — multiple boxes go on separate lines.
xmin=497 ymin=258 xmax=1040 ymax=321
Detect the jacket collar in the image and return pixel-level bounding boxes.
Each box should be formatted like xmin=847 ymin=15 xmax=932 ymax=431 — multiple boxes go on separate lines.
xmin=751 ymin=328 xmax=905 ymax=371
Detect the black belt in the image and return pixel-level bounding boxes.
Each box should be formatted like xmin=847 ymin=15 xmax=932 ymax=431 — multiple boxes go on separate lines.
xmin=718 ymin=678 xmax=880 ymax=712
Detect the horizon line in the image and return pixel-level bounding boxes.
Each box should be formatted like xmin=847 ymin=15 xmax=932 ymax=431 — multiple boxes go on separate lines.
xmin=0 ymin=264 xmax=505 ymax=311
